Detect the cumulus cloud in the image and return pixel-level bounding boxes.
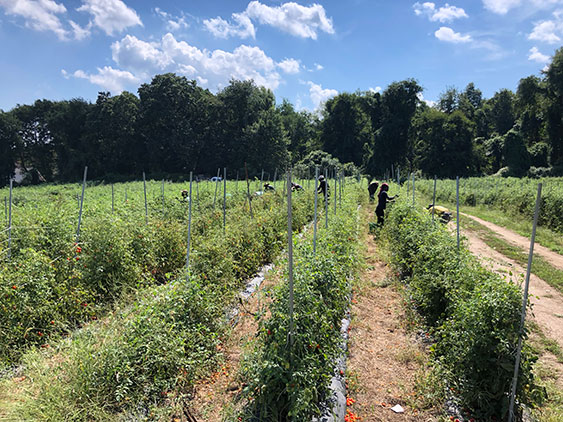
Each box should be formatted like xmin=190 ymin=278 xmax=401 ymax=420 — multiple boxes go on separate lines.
xmin=528 ymin=46 xmax=551 ymax=63
xmin=314 ymin=63 xmax=324 ymax=70
xmin=63 ymin=66 xmax=140 ymax=92
xmin=204 ymin=1 xmax=334 ymax=40
xmin=434 ymin=26 xmax=472 ymax=42
xmin=154 ymin=7 xmax=188 ymax=32
xmin=307 ymin=81 xmax=337 ymax=108
xmin=0 ymin=0 xmax=69 ymax=40
xmin=528 ymin=10 xmax=563 ymax=44
xmin=482 ymin=0 xmax=563 ymax=15
xmin=107 ymin=33 xmax=297 ymax=91
xmin=278 ymin=58 xmax=300 ymax=74
xmin=77 ymin=0 xmax=142 ymax=36
xmin=417 ymin=92 xmax=436 ymax=107
xmin=413 ymin=2 xmax=468 ymax=22
xmin=204 ymin=13 xmax=255 ymax=38
xmin=369 ymin=86 xmax=382 ymax=93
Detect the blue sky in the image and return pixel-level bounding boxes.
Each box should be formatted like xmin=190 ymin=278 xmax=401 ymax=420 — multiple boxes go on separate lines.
xmin=0 ymin=0 xmax=562 ymax=112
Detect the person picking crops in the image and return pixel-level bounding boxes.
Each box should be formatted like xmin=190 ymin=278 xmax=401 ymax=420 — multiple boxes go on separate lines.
xmin=367 ymin=181 xmax=379 ymax=202
xmin=426 ymin=204 xmax=453 ymax=223
xmin=375 ymin=183 xmax=397 ymax=226
xmin=317 ymin=174 xmax=329 ymax=198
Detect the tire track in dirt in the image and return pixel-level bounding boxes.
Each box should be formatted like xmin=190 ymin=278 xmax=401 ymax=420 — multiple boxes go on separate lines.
xmin=461 ymin=212 xmax=563 ymax=271
xmin=346 ymin=213 xmax=439 ymax=421
xmin=459 ymin=226 xmax=563 ymax=350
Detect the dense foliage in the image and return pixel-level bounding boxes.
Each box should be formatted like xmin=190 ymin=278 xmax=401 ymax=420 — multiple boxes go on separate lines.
xmin=0 ymin=180 xmax=313 ymax=367
xmin=240 ymin=185 xmax=362 ymax=421
xmin=384 ymin=200 xmax=545 ymax=419
xmin=2 ymin=48 xmax=562 ymax=185
xmin=416 ymin=176 xmax=563 ymax=233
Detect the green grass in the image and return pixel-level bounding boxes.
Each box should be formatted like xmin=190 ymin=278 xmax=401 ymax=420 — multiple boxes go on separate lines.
xmin=461 ymin=217 xmax=563 ymax=295
xmin=458 ymin=204 xmax=563 ymax=255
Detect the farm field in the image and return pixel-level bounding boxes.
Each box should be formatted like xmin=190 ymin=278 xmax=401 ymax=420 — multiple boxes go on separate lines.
xmin=0 ymin=176 xmax=559 ymax=421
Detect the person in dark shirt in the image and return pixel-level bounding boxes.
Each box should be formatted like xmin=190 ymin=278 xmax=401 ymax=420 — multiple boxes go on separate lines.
xmin=367 ymin=181 xmax=379 ymax=202
xmin=317 ymin=175 xmax=329 ymax=198
xmin=291 ymin=182 xmax=303 ymax=192
xmin=375 ymin=183 xmax=396 ymax=226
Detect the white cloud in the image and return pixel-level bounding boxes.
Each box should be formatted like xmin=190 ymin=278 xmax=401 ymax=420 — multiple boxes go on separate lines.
xmin=413 ymin=2 xmax=468 ymax=23
xmin=204 ymin=12 xmax=255 ymax=39
xmin=278 ymin=58 xmax=300 ymax=74
xmin=154 ymin=7 xmax=188 ymax=32
xmin=434 ymin=26 xmax=472 ymax=42
xmin=307 ymin=81 xmax=337 ymax=109
xmin=0 ymin=0 xmax=69 ymax=40
xmin=204 ymin=1 xmax=334 ymax=40
xmin=109 ymin=33 xmax=293 ymax=91
xmin=482 ymin=0 xmax=521 ymax=14
xmin=528 ymin=46 xmax=551 ymax=63
xmin=314 ymin=63 xmax=324 ymax=70
xmin=482 ymin=0 xmax=563 ymax=15
xmin=369 ymin=86 xmax=382 ymax=93
xmin=77 ymin=0 xmax=142 ymax=36
xmin=417 ymin=92 xmax=436 ymax=107
xmin=528 ymin=10 xmax=563 ymax=44
xmin=65 ymin=66 xmax=140 ymax=92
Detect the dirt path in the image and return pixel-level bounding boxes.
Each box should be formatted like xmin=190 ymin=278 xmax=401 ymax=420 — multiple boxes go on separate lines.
xmin=461 ymin=212 xmax=563 ymax=271
xmin=346 ymin=213 xmax=439 ymax=421
xmin=190 ymin=269 xmax=278 ymax=421
xmin=460 ymin=226 xmax=563 ymax=350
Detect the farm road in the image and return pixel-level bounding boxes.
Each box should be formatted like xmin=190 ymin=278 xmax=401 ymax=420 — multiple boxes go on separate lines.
xmin=461 ymin=212 xmax=563 ymax=271
xmin=459 ymin=220 xmax=563 ymax=350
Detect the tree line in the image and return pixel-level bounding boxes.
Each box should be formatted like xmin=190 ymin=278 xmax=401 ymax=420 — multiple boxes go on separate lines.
xmin=1 ymin=47 xmax=562 ymax=186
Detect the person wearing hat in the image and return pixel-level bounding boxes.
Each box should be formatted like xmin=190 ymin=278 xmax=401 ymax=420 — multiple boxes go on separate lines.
xmin=375 ymin=183 xmax=397 ymax=226
xmin=317 ymin=174 xmax=329 ymax=198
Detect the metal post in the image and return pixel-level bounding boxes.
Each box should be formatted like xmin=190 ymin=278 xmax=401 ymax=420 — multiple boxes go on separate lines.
xmin=186 ymin=172 xmax=193 ymax=282
xmin=161 ymin=179 xmax=165 ymax=216
xmin=111 ymin=184 xmax=114 ymax=214
xmin=223 ymin=168 xmax=227 ymax=234
xmin=412 ymin=173 xmax=415 ymax=206
xmin=75 ymin=166 xmax=88 ymax=245
xmin=273 ymin=168 xmax=278 ymax=189
xmin=7 ymin=180 xmax=13 ymax=259
xmin=508 ymin=183 xmax=542 ymax=422
xmin=313 ymin=167 xmax=319 ymax=255
xmin=287 ymin=169 xmax=294 ymax=349
xmin=432 ymin=176 xmax=437 ymax=222
xmin=260 ymin=169 xmax=264 ymax=191
xmin=245 ymin=163 xmax=253 ymax=218
xmin=4 ymin=196 xmax=7 ymax=225
xmin=456 ymin=177 xmax=460 ymax=251
xmin=235 ymin=171 xmax=239 ymax=193
xmin=324 ymin=169 xmax=328 ymax=229
xmin=143 ymin=172 xmax=148 ymax=225
xmin=334 ymin=171 xmax=337 ymax=215
xmin=397 ymin=166 xmax=400 ymax=185
xmin=339 ymin=172 xmax=342 ymax=208
xmin=213 ymin=168 xmax=220 ymax=209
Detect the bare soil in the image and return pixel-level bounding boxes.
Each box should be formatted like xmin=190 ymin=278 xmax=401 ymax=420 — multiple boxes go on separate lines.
xmin=346 ymin=212 xmax=439 ymax=421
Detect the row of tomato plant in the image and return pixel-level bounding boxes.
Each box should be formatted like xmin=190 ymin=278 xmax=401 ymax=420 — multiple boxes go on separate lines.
xmin=415 ymin=176 xmax=563 ymax=233
xmin=1 ymin=181 xmax=316 ymax=421
xmin=0 ymin=180 xmax=306 ymax=365
xmin=237 ymin=186 xmax=363 ymax=421
xmin=383 ymin=200 xmax=546 ymax=420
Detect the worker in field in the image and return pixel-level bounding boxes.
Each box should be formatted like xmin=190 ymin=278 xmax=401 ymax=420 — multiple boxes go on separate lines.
xmin=427 ymin=204 xmax=453 ymax=223
xmin=317 ymin=174 xmax=329 ymax=199
xmin=180 ymin=189 xmax=189 ymax=202
xmin=264 ymin=182 xmax=275 ymax=191
xmin=375 ymin=183 xmax=397 ymax=226
xmin=367 ymin=181 xmax=379 ymax=202
xmin=291 ymin=181 xmax=303 ymax=192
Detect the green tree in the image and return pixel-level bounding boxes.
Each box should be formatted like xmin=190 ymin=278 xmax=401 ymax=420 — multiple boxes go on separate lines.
xmin=0 ymin=112 xmax=21 ymax=185
xmin=503 ymin=127 xmax=530 ymax=176
xmin=437 ymin=86 xmax=459 ymax=114
xmin=278 ymin=100 xmax=319 ymax=163
xmin=490 ymin=89 xmax=516 ymax=135
xmin=516 ymin=76 xmax=543 ymax=145
xmin=321 ymin=92 xmax=372 ymax=166
xmin=544 ymin=47 xmax=563 ymax=165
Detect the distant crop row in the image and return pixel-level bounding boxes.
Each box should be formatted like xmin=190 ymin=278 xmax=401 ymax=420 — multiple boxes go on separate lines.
xmin=415 ymin=176 xmax=563 ymax=233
